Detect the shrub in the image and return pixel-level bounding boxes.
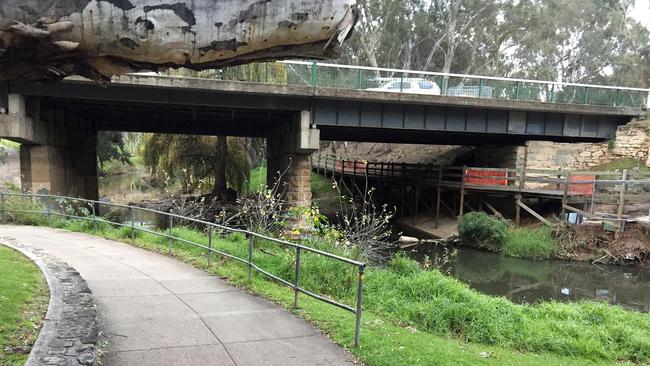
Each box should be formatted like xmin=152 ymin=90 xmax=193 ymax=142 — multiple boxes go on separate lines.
xmin=458 ymin=212 xmax=507 ymax=250
xmin=502 ymin=227 xmax=557 ymax=259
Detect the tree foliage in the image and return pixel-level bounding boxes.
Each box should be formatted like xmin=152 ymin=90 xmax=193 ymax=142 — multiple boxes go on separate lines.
xmin=142 ymin=134 xmax=250 ymax=194
xmin=97 ymin=131 xmax=131 ymax=171
xmin=340 ymin=0 xmax=649 ymax=87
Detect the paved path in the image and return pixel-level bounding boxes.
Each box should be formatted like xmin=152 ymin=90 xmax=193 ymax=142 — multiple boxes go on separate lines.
xmin=0 ymin=225 xmax=356 ymax=366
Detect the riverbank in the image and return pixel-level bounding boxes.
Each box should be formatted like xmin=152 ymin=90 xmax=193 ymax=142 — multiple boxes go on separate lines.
xmin=0 ymin=246 xmax=49 ymax=365
xmin=4 ymin=210 xmax=648 ymax=365
xmin=456 ymin=212 xmax=650 ymax=267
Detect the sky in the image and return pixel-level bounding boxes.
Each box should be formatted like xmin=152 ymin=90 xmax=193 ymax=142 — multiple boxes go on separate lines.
xmin=631 ymin=0 xmax=649 ymax=29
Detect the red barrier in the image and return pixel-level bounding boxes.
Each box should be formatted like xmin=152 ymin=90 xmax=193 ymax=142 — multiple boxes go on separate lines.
xmin=335 ymin=160 xmax=367 ymax=173
xmin=568 ymin=175 xmax=595 ymax=195
xmin=465 ymin=169 xmax=508 ymax=186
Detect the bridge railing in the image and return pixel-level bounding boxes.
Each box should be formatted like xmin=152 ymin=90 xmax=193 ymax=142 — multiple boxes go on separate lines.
xmin=0 ymin=192 xmax=366 ymax=347
xmin=221 ymin=61 xmax=649 ymax=108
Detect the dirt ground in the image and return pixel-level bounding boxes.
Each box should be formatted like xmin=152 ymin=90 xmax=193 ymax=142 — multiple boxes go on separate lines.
xmin=554 ymin=223 xmax=650 ymax=267
xmin=321 ymin=142 xmax=473 ymax=165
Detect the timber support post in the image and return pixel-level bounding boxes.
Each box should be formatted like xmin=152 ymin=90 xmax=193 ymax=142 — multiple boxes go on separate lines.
xmin=459 ymin=166 xmax=467 ymax=218
xmin=616 ymin=169 xmax=628 ymax=235
xmin=435 ymin=166 xmax=442 ymax=228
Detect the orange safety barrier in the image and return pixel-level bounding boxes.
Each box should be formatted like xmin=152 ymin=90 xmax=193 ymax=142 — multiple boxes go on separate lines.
xmin=568 ymin=175 xmax=595 ymax=195
xmin=464 ymin=169 xmax=508 ymax=186
xmin=335 ymin=160 xmax=367 ymax=173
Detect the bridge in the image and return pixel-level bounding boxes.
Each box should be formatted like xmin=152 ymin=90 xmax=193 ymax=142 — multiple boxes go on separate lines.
xmin=0 ymin=60 xmax=647 ymax=202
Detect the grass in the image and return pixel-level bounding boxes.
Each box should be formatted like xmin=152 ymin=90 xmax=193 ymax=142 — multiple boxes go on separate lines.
xmin=0 ymin=246 xmax=49 ymax=366
xmin=248 ymin=165 xmax=267 ymax=192
xmin=592 ymin=158 xmax=650 ymax=173
xmin=459 ymin=213 xmax=558 ymax=260
xmin=11 ymin=214 xmax=644 ymax=365
xmin=502 ymin=227 xmax=557 ymax=259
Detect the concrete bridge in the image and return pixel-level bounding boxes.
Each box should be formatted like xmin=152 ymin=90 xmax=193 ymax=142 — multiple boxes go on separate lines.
xmin=0 ymin=61 xmax=646 ymax=203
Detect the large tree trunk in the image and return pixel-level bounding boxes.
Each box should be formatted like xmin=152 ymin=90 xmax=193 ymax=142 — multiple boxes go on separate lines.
xmin=0 ymin=0 xmax=359 ymax=83
xmin=213 ymin=136 xmax=228 ymax=197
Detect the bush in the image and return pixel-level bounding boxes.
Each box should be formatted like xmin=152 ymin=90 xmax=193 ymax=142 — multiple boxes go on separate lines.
xmin=502 ymin=227 xmax=557 ymax=259
xmin=458 ymin=212 xmax=507 ymax=250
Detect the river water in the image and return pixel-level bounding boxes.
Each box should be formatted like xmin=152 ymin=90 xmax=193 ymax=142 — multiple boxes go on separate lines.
xmin=408 ymin=245 xmax=650 ymax=312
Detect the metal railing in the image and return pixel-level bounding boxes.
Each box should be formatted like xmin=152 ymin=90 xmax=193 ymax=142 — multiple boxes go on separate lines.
xmin=0 ymin=192 xmax=366 ymax=346
xmin=218 ymin=60 xmax=650 ymax=108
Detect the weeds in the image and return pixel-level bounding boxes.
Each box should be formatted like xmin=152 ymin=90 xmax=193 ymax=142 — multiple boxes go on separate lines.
xmin=502 ymin=227 xmax=557 ymax=259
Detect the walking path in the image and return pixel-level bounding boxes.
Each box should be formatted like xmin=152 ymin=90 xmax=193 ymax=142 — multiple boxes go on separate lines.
xmin=0 ymin=225 xmax=356 ymax=366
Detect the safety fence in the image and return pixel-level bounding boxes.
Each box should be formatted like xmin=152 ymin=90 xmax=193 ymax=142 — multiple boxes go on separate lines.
xmin=0 ymin=192 xmax=366 ymax=346
xmin=220 ymin=60 xmax=650 ymax=108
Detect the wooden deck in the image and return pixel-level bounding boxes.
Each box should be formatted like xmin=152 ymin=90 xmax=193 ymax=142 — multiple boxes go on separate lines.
xmin=312 ymin=153 xmax=650 ymax=231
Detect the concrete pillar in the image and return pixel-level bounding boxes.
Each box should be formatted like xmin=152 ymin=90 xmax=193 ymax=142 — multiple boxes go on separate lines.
xmin=20 ymin=140 xmax=98 ymax=199
xmin=267 ymin=111 xmax=320 ymax=207
xmin=1 ymin=93 xmax=99 ymax=199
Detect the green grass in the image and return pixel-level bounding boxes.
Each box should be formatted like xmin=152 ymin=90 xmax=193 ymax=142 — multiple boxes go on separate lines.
xmin=0 ymin=246 xmax=49 ymax=366
xmin=592 ymin=158 xmax=650 ymax=173
xmin=248 ymin=165 xmax=268 ymax=192
xmin=502 ymin=227 xmax=557 ymax=259
xmin=27 ymin=217 xmax=649 ymax=365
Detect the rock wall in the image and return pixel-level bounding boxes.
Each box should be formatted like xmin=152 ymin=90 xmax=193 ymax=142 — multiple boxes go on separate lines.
xmin=479 ymin=120 xmax=650 ymax=172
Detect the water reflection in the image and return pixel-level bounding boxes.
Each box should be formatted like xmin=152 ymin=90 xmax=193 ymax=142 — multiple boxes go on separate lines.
xmin=408 ymin=245 xmax=650 ymax=313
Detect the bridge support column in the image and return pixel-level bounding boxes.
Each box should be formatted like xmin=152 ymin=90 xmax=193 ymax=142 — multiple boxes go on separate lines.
xmin=267 ymin=111 xmax=320 ymax=208
xmin=1 ymin=94 xmax=98 ymax=199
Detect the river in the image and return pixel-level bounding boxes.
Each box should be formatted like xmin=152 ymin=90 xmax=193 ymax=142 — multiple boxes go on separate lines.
xmin=409 ymin=244 xmax=650 ymax=312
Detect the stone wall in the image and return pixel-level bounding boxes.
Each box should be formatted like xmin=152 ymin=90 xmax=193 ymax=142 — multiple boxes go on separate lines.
xmin=611 ymin=123 xmax=650 ymax=162
xmin=472 ymin=120 xmax=650 ymax=172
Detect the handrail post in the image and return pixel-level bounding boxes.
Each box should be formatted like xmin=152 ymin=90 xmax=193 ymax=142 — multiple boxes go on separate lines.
xmin=168 ymin=215 xmax=173 ymax=253
xmin=248 ymin=235 xmax=254 ymax=283
xmin=583 ymin=86 xmax=589 ymax=104
xmin=514 ymin=81 xmax=520 ymax=100
xmin=130 ymin=206 xmax=135 ymax=241
xmin=354 ymin=264 xmax=365 ymax=348
xmin=207 ymin=226 xmax=213 ymax=267
xmin=0 ymin=192 xmax=4 ymax=222
xmin=293 ymin=246 xmax=301 ymax=308
xmin=478 ymin=78 xmax=484 ymax=98
xmin=549 ymin=83 xmax=555 ymax=102
xmin=399 ymin=73 xmax=404 ymax=92
xmin=92 ymin=202 xmax=97 ymax=232
xmin=356 ymin=68 xmax=362 ymax=89
xmin=310 ymin=61 xmax=318 ymax=89
xmin=47 ymin=196 xmax=52 ymax=227
xmin=614 ymin=88 xmax=621 ymax=106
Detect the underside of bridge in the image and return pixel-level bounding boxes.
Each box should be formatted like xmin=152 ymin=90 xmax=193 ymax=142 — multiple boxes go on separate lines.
xmin=0 ymin=76 xmax=640 ymax=204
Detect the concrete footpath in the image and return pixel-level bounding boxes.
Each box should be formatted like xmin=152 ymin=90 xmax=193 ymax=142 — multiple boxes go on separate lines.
xmin=0 ymin=225 xmax=357 ymax=366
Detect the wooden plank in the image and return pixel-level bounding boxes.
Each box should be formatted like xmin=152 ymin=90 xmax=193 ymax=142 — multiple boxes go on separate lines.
xmin=480 ymin=199 xmax=504 ymax=218
xmin=516 ymin=199 xmax=551 ymax=226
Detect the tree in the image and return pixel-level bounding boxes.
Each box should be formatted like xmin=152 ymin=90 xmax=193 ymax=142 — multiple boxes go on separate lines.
xmin=142 ymin=134 xmax=250 ymax=195
xmin=97 ymin=131 xmax=131 ymax=172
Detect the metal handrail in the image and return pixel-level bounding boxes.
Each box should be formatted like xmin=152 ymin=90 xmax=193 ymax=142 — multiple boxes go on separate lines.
xmin=0 ymin=192 xmax=366 ymax=346
xmin=281 ymin=60 xmax=650 ymax=93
